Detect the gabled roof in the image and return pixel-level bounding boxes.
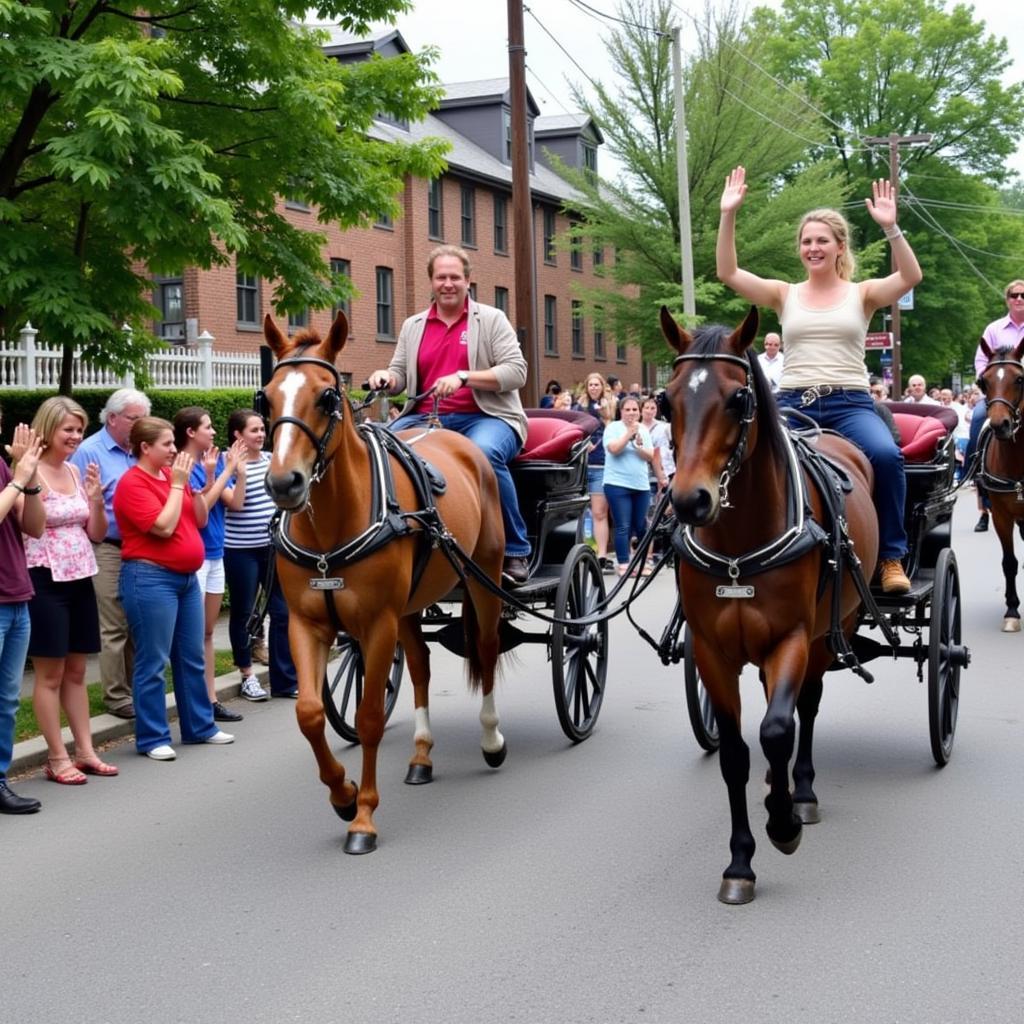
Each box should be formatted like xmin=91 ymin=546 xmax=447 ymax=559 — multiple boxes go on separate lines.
xmin=535 ymin=113 xmax=605 ymax=145
xmin=318 ymin=24 xmax=410 ymax=60
xmin=439 ymin=78 xmax=541 ymax=118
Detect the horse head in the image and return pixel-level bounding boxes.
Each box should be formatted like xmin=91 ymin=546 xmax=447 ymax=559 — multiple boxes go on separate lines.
xmin=659 ymin=305 xmax=768 ymax=525
xmin=978 ymin=337 xmax=1024 ymax=441
xmin=261 ymin=311 xmax=349 ymax=509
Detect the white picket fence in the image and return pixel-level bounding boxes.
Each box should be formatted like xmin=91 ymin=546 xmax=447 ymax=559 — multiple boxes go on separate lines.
xmin=0 ymin=323 xmax=261 ymax=391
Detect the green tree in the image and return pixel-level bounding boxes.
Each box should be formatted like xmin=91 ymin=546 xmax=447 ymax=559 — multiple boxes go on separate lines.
xmin=0 ymin=2 xmax=448 ymax=391
xmin=749 ymin=0 xmax=1024 ymax=382
xmin=558 ymin=0 xmax=847 ymax=362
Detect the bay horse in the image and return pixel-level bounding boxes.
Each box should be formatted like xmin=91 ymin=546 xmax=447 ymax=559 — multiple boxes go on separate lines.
xmin=976 ymin=339 xmax=1024 ymax=632
xmin=659 ymin=306 xmax=880 ymax=904
xmin=259 ymin=312 xmax=507 ymax=854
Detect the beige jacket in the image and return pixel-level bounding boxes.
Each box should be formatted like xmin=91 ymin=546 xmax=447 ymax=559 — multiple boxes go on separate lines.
xmin=387 ymin=300 xmax=528 ymax=445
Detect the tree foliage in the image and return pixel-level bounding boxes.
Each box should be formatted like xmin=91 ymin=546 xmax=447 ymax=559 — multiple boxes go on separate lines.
xmin=0 ymin=1 xmax=449 ymax=388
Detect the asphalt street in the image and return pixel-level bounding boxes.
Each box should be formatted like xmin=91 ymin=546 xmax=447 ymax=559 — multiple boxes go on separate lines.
xmin=1 ymin=489 xmax=1022 ymax=1024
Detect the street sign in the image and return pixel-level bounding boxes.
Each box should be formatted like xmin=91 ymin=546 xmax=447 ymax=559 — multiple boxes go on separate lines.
xmin=880 ymin=350 xmax=893 ymax=365
xmin=899 ymin=290 xmax=914 ymax=311
xmin=866 ymin=331 xmax=894 ymax=350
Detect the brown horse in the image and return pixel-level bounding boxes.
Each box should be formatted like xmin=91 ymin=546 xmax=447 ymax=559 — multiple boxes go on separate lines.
xmin=660 ymin=307 xmax=880 ymax=903
xmin=259 ymin=312 xmax=507 ymax=854
xmin=977 ymin=339 xmax=1024 ymax=632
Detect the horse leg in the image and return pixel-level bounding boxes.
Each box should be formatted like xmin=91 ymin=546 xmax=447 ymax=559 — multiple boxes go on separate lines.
xmin=716 ymin=709 xmax=757 ymax=905
xmin=345 ymin=620 xmax=400 ymax=855
xmin=398 ymin=616 xmax=434 ymax=785
xmin=290 ymin=620 xmax=358 ymax=821
xmin=995 ymin=513 xmax=1021 ymax=631
xmin=791 ymin=673 xmax=823 ymax=824
xmin=464 ymin=578 xmax=506 ymax=768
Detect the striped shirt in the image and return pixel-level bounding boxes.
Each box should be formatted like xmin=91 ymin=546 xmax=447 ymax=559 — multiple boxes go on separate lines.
xmin=223 ymin=454 xmax=276 ymax=549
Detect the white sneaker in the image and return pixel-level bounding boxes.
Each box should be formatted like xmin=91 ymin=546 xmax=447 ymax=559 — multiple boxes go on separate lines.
xmin=146 ymin=745 xmax=177 ymax=761
xmin=204 ymin=730 xmax=235 ymax=745
xmin=240 ymin=676 xmax=269 ymax=702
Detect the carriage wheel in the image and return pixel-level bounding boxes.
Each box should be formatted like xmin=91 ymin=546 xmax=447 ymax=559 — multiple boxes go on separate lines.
xmin=322 ymin=634 xmax=404 ymax=743
xmin=928 ymin=548 xmax=965 ymax=766
xmin=550 ymin=544 xmax=608 ymax=742
xmin=684 ymin=623 xmax=720 ymax=752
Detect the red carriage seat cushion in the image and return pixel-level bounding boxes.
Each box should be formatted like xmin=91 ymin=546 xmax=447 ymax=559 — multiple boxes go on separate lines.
xmin=891 ymin=413 xmax=949 ymax=464
xmin=515 ymin=416 xmax=586 ymax=463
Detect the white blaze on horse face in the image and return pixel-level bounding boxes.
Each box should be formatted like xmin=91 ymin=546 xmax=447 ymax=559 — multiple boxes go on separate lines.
xmin=689 ymin=368 xmax=709 ymax=393
xmin=273 ymin=370 xmax=307 ymax=462
xmin=997 ymin=368 xmax=1005 ymax=382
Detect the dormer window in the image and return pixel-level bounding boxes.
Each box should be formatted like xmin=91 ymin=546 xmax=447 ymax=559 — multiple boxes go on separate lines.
xmin=582 ymin=141 xmax=598 ymax=178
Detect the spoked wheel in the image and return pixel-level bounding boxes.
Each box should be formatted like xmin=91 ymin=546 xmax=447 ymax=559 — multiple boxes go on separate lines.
xmin=322 ymin=634 xmax=404 ymax=743
xmin=928 ymin=548 xmax=968 ymax=766
xmin=684 ymin=623 xmax=719 ymax=752
xmin=550 ymin=544 xmax=608 ymax=742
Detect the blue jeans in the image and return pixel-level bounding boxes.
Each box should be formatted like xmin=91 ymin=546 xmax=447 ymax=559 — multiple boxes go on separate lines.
xmin=777 ymin=389 xmax=908 ymax=559
xmin=223 ymin=545 xmax=297 ymax=695
xmin=390 ymin=412 xmax=530 ymax=557
xmin=120 ymin=561 xmax=217 ymax=752
xmin=0 ymin=602 xmax=30 ymax=777
xmin=603 ymin=483 xmax=651 ymax=565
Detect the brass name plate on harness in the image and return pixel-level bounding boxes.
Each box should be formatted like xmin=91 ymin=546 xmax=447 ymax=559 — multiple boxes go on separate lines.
xmin=716 ymin=584 xmax=754 ymax=599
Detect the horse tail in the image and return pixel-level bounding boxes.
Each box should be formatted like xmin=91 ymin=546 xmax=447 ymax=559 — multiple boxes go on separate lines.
xmin=462 ymin=592 xmax=484 ymax=692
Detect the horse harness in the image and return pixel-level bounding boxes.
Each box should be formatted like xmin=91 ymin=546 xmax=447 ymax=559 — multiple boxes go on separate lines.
xmin=669 ymin=349 xmax=896 ymax=681
xmin=976 ymin=354 xmax=1024 ymax=499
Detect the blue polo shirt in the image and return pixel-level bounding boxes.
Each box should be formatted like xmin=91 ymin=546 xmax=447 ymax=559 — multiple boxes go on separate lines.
xmin=69 ymin=426 xmax=136 ymax=542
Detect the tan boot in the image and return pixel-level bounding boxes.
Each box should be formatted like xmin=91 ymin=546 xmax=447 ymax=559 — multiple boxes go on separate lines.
xmin=880 ymin=558 xmax=911 ymax=595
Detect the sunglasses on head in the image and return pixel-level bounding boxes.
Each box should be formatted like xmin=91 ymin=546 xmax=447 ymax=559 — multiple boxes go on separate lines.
xmin=1008 ymin=292 xmax=1024 ymax=300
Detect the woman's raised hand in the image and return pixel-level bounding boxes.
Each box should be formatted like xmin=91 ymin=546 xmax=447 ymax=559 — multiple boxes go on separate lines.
xmin=225 ymin=439 xmax=248 ymax=472
xmin=10 ymin=426 xmax=43 ymax=487
xmin=202 ymin=446 xmax=220 ymax=481
xmin=865 ymin=177 xmax=897 ymax=230
xmin=170 ymin=451 xmax=193 ymax=487
xmin=720 ymin=166 xmax=748 ymax=214
xmin=84 ymin=462 xmax=104 ymax=503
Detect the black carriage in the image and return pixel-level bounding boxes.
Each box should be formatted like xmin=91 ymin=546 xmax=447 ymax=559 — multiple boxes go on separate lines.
xmin=678 ymin=402 xmax=970 ymax=766
xmin=322 ymin=409 xmax=609 ymax=744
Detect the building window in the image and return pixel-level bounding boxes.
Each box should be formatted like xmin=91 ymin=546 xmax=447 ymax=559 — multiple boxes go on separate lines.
xmin=330 ymin=258 xmax=351 ymax=322
xmin=427 ymin=179 xmax=443 ymax=240
xmin=375 ymin=211 xmax=393 ymax=230
xmin=571 ymin=301 xmax=584 ymax=358
xmin=594 ymin=310 xmax=606 ymax=361
xmin=543 ymin=207 xmax=556 ymax=265
xmin=570 ymin=221 xmax=582 ymax=272
xmin=285 ymin=198 xmax=311 ymax=212
xmin=503 ymin=107 xmax=512 ymax=163
xmin=376 ymin=266 xmax=394 ymax=338
xmin=581 ymin=141 xmax=598 ymax=179
xmin=593 ymin=244 xmax=604 ymax=268
xmin=494 ymin=195 xmax=508 ymax=254
xmin=544 ymin=295 xmax=557 ymax=355
xmin=616 ymin=341 xmax=627 ymax=362
xmin=287 ymin=309 xmax=308 ymax=332
xmin=460 ymin=184 xmax=476 ymax=247
xmin=236 ymin=272 xmax=259 ymax=326
xmin=469 ymin=283 xmax=477 ymax=301
xmin=154 ymin=274 xmax=185 ymax=342
xmin=495 ymin=286 xmax=509 ymax=316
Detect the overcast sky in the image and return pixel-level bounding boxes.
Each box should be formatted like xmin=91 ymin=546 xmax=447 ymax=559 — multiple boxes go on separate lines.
xmin=347 ymin=0 xmax=1024 ymax=178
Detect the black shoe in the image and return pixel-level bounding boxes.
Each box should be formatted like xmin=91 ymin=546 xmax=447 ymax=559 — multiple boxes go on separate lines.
xmin=212 ymin=701 xmax=244 ymax=722
xmin=0 ymin=778 xmax=41 ymax=815
xmin=974 ymin=513 xmax=990 ymax=533
xmin=598 ymin=556 xmax=615 ymax=575
xmin=502 ymin=555 xmax=530 ymax=585
xmin=106 ymin=705 xmax=135 ymax=720
xmin=272 ymin=688 xmax=299 ymax=699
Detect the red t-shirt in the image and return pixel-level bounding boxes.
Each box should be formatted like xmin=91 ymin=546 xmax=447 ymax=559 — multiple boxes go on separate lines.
xmin=413 ymin=302 xmax=480 ymax=415
xmin=0 ymin=459 xmax=34 ymax=603
xmin=113 ymin=466 xmax=205 ymax=573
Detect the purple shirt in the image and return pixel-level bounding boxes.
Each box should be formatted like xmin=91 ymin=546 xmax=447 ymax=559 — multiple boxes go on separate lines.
xmin=0 ymin=460 xmax=34 ymax=603
xmin=974 ymin=315 xmax=1024 ymax=375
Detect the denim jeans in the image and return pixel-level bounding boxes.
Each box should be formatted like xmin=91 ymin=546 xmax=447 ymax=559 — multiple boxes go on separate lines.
xmin=0 ymin=602 xmax=30 ymax=777
xmin=777 ymin=388 xmax=908 ymax=559
xmin=603 ymin=483 xmax=652 ymax=565
xmin=390 ymin=412 xmax=531 ymax=557
xmin=223 ymin=545 xmax=297 ymax=695
xmin=120 ymin=560 xmax=217 ymax=752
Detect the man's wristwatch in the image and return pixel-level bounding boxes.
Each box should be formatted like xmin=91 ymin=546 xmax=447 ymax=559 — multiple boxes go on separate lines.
xmin=457 ymin=370 xmax=470 ymax=387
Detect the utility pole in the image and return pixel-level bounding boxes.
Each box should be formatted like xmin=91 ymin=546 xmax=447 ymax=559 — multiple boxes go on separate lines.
xmin=863 ymin=131 xmax=931 ymax=398
xmin=508 ymin=0 xmax=539 ymax=406
xmin=671 ymin=27 xmax=695 ymax=322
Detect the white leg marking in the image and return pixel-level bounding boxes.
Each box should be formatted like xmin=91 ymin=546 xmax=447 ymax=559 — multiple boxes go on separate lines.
xmin=414 ymin=706 xmax=433 ymax=748
xmin=479 ymin=692 xmax=504 ymax=754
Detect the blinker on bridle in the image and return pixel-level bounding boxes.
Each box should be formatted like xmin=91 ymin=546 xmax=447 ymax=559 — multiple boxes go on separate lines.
xmin=671 ymin=351 xmax=756 ymax=508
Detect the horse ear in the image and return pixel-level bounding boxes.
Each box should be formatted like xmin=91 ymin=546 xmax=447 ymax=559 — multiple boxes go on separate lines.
xmin=327 ymin=311 xmax=349 ymax=356
xmin=1015 ymin=338 xmax=1024 ymax=362
xmin=264 ymin=314 xmax=288 ymax=357
xmin=728 ymin=306 xmax=760 ymax=355
xmin=979 ymin=336 xmax=994 ymax=360
xmin=660 ymin=305 xmax=692 ymax=354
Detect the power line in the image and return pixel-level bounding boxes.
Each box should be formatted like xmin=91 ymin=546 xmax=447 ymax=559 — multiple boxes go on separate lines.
xmin=720 ymin=85 xmax=833 ymax=150
xmin=526 ymin=64 xmax=574 ymax=116
xmin=524 ymin=4 xmax=599 ymax=90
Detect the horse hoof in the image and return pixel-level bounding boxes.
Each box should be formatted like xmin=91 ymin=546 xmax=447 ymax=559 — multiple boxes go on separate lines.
xmin=482 ymin=742 xmax=507 ymax=768
xmin=405 ymin=763 xmax=433 ymax=785
xmin=344 ymin=831 xmax=378 ymax=855
xmin=331 ymin=789 xmax=358 ymax=822
xmin=1002 ymin=617 xmax=1021 ymax=633
xmin=794 ymin=801 xmax=820 ymax=824
xmin=718 ymin=877 xmax=755 ymax=905
xmin=770 ymin=826 xmax=802 ymax=856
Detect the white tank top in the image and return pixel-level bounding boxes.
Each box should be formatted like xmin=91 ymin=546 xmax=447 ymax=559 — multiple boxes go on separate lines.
xmin=778 ymin=282 xmax=870 ymax=391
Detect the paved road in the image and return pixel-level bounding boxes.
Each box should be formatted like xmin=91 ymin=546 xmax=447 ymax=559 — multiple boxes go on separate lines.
xmin=2 ymin=491 xmax=1022 ymax=1024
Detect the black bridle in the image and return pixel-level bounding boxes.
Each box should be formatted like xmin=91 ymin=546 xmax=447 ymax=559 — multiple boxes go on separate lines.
xmin=255 ymin=356 xmax=344 ymax=484
xmin=670 ymin=350 xmax=756 ymax=508
xmin=977 ymin=357 xmax=1024 ymax=438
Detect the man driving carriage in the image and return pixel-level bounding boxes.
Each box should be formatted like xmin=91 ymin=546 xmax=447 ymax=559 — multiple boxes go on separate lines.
xmin=368 ymin=245 xmax=532 ymax=584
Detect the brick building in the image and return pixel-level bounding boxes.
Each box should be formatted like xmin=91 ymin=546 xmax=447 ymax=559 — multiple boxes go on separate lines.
xmin=153 ymin=27 xmax=643 ymax=395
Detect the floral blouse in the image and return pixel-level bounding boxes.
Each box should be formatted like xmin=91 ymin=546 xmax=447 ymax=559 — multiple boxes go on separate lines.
xmin=23 ymin=471 xmax=98 ymax=582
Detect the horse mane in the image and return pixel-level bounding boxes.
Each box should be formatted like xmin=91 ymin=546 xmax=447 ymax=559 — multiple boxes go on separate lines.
xmin=287 ymin=328 xmax=324 ymax=353
xmin=689 ymin=324 xmax=788 ymax=469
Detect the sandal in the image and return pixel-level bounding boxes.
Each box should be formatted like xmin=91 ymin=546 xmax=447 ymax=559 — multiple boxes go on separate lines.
xmin=74 ymin=757 xmax=119 ymax=777
xmin=44 ymin=758 xmax=88 ymax=785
